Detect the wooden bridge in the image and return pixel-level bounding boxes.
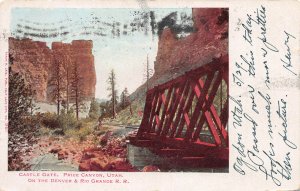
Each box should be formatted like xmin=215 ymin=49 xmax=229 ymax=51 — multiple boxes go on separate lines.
xmin=129 ymin=55 xmax=228 ymax=167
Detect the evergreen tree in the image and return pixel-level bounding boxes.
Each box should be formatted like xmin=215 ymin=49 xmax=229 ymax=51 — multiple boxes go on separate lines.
xmin=89 ymin=98 xmax=100 ymax=119
xmin=63 ymin=53 xmax=72 ymax=113
xmin=8 ymin=55 xmax=36 ymax=133
xmin=70 ymin=61 xmax=85 ymax=120
xmin=107 ymin=69 xmax=118 ymax=119
xmin=121 ymin=87 xmax=133 ymax=116
xmin=49 ymin=52 xmax=65 ymax=116
xmin=99 ymin=101 xmax=110 ymax=119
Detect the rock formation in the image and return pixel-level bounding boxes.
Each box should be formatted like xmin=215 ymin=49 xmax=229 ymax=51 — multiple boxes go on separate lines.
xmin=155 ymin=8 xmax=228 ymax=75
xmin=9 ymin=38 xmax=96 ymax=103
xmin=9 ymin=38 xmax=52 ymax=102
xmin=131 ymin=8 xmax=228 ymax=100
xmin=49 ymin=40 xmax=96 ymax=102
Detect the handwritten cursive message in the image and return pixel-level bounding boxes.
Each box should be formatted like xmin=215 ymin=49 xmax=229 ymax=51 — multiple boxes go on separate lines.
xmin=231 ymin=5 xmax=298 ymax=187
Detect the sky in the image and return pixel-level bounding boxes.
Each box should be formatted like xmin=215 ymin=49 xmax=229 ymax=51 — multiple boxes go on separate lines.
xmin=10 ymin=8 xmax=192 ymax=99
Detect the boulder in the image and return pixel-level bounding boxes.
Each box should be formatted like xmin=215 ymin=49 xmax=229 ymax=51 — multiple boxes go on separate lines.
xmin=57 ymin=150 xmax=68 ymax=160
xmin=79 ymin=159 xmax=91 ymax=171
xmin=142 ymin=165 xmax=160 ymax=172
xmin=49 ymin=147 xmax=61 ymax=154
xmin=90 ymin=157 xmax=111 ymax=171
xmin=111 ymin=158 xmax=134 ymax=171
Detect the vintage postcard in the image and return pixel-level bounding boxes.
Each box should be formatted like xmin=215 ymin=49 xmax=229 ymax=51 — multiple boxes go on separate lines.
xmin=0 ymin=0 xmax=299 ymax=190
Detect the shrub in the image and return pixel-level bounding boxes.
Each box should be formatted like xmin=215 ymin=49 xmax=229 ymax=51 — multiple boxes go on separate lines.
xmin=52 ymin=128 xmax=65 ymax=136
xmin=64 ymin=126 xmax=92 ymax=142
xmin=39 ymin=108 xmax=94 ymax=139
xmin=58 ymin=109 xmax=78 ymax=131
xmin=41 ymin=112 xmax=59 ymax=129
xmin=40 ymin=109 xmax=79 ymax=131
xmin=78 ymin=126 xmax=92 ymax=141
xmin=38 ymin=126 xmax=51 ymax=136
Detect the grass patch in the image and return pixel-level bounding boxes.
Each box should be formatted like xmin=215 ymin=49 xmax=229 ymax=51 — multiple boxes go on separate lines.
xmin=65 ymin=126 xmax=93 ymax=142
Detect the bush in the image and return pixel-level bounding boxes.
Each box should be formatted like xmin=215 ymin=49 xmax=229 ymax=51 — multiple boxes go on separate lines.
xmin=52 ymin=128 xmax=65 ymax=136
xmin=78 ymin=126 xmax=92 ymax=141
xmin=38 ymin=126 xmax=51 ymax=136
xmin=41 ymin=112 xmax=59 ymax=129
xmin=58 ymin=109 xmax=78 ymax=130
xmin=39 ymin=109 xmax=94 ymax=139
xmin=40 ymin=109 xmax=79 ymax=130
xmin=64 ymin=126 xmax=92 ymax=141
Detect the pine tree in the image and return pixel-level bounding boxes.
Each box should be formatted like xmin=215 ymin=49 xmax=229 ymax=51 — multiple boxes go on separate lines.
xmin=107 ymin=69 xmax=118 ymax=119
xmin=120 ymin=87 xmax=133 ymax=116
xmin=120 ymin=87 xmax=130 ymax=109
xmin=63 ymin=53 xmax=72 ymax=113
xmin=99 ymin=101 xmax=110 ymax=118
xmin=89 ymin=98 xmax=100 ymax=119
xmin=70 ymin=61 xmax=85 ymax=120
xmin=49 ymin=52 xmax=65 ymax=116
xmin=8 ymin=54 xmax=36 ymax=133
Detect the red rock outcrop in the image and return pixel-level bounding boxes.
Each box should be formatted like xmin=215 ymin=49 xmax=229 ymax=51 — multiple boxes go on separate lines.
xmin=9 ymin=38 xmax=96 ymax=102
xmin=9 ymin=38 xmax=52 ymax=101
xmin=79 ymin=147 xmax=136 ymax=172
xmin=49 ymin=40 xmax=96 ymax=102
xmin=154 ymin=8 xmax=228 ymax=75
xmin=131 ymin=8 xmax=228 ymax=100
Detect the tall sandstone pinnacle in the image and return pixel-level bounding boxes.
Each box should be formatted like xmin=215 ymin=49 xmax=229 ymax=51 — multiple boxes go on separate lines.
xmin=9 ymin=38 xmax=96 ymax=103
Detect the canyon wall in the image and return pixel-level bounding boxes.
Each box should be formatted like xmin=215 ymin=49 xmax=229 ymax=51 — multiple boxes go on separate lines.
xmin=131 ymin=8 xmax=228 ymax=100
xmin=154 ymin=8 xmax=228 ymax=75
xmin=9 ymin=38 xmax=96 ymax=103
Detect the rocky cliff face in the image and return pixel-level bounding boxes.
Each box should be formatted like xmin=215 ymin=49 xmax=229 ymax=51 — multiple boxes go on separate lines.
xmin=50 ymin=40 xmax=96 ymax=102
xmin=131 ymin=8 xmax=228 ymax=100
xmin=9 ymin=38 xmax=52 ymax=102
xmin=9 ymin=38 xmax=96 ymax=103
xmin=154 ymin=8 xmax=228 ymax=77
